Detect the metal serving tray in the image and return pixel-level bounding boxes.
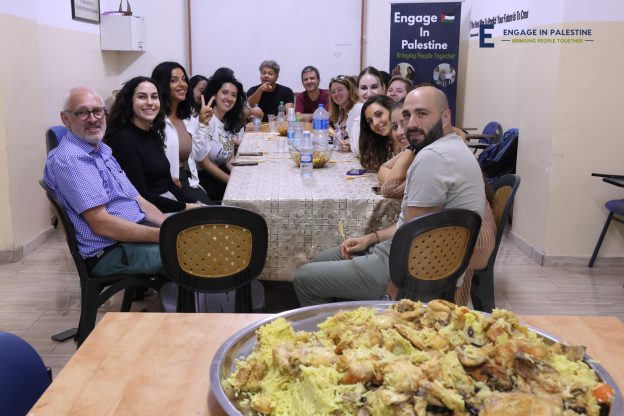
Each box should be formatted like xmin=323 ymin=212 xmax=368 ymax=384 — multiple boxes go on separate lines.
xmin=210 ymin=301 xmax=622 ymax=415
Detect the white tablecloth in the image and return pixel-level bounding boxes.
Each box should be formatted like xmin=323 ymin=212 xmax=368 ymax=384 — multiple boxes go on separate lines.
xmin=223 ymin=133 xmax=400 ymax=281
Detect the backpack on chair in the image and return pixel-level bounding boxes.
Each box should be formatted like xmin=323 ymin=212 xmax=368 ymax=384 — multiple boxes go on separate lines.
xmin=478 ymin=128 xmax=519 ymax=181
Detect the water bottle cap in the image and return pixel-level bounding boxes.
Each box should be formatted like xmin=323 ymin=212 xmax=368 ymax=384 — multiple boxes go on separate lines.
xmin=318 ymin=104 xmax=324 ymax=109
xmin=303 ymin=130 xmax=311 ymax=137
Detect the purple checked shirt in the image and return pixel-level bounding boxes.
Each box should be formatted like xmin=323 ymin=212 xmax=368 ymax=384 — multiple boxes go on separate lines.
xmin=43 ymin=131 xmax=146 ymax=258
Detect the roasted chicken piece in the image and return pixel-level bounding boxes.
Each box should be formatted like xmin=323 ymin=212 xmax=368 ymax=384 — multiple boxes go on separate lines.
xmin=394 ymin=323 xmax=449 ymax=351
xmin=425 ymin=299 xmax=456 ymax=324
xmin=456 ymin=344 xmax=494 ymax=367
xmin=251 ymin=392 xmax=274 ymax=414
xmin=480 ymin=392 xmax=563 ymax=416
xmin=381 ymin=358 xmax=424 ymax=392
xmin=230 ymin=356 xmax=267 ymax=392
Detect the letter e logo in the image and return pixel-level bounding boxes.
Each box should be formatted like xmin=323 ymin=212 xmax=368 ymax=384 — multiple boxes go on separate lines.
xmin=480 ymin=24 xmax=494 ymax=48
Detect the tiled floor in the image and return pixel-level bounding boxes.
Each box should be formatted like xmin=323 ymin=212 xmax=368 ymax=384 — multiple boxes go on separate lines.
xmin=1 ymin=228 xmax=623 ymax=378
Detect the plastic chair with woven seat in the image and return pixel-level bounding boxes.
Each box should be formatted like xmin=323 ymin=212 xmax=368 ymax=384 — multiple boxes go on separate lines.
xmin=389 ymin=209 xmax=482 ymax=303
xmin=39 ymin=180 xmax=164 ymax=346
xmin=588 ymin=199 xmax=624 ymax=267
xmin=470 ymin=174 xmax=521 ymax=312
xmin=159 ymin=206 xmax=268 ymax=313
xmin=0 ymin=332 xmax=52 ymax=415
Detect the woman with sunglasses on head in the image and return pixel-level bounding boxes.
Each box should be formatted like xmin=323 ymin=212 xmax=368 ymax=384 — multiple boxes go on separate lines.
xmin=328 ymin=75 xmax=360 ymax=153
xmin=104 ymin=76 xmax=203 ymax=213
xmin=151 ymin=61 xmax=213 ymax=205
xmin=197 ymin=70 xmax=246 ymax=201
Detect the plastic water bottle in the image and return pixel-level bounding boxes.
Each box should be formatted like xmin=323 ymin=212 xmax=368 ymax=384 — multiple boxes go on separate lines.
xmin=293 ymin=117 xmax=303 ymax=150
xmin=312 ymin=104 xmax=329 ymax=150
xmin=277 ymin=101 xmax=286 ymax=123
xmin=252 ymin=105 xmax=261 ymax=131
xmin=287 ymin=108 xmax=296 ymax=146
xmin=300 ymin=131 xmax=313 ymax=177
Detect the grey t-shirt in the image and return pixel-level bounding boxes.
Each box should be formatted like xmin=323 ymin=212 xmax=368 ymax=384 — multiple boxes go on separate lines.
xmin=397 ymin=133 xmax=484 ymax=228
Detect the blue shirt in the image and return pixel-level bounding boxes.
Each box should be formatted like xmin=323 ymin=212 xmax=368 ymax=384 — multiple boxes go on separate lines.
xmin=43 ymin=132 xmax=145 ymax=258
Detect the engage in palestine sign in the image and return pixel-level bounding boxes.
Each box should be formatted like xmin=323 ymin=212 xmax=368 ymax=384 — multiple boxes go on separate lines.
xmin=389 ymin=2 xmax=461 ymax=123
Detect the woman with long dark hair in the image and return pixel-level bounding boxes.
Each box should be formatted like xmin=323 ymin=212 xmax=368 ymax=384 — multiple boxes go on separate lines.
xmin=358 ymin=95 xmax=396 ymax=172
xmin=151 ymin=61 xmax=213 ymax=205
xmin=197 ymin=70 xmax=247 ymax=200
xmin=104 ymin=76 xmax=202 ymax=212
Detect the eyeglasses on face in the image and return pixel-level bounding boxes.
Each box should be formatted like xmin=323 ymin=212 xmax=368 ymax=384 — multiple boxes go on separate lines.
xmin=65 ymin=107 xmax=107 ymax=121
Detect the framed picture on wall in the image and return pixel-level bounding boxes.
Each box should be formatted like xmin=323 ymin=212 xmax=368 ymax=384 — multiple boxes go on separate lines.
xmin=71 ymin=0 xmax=100 ymax=24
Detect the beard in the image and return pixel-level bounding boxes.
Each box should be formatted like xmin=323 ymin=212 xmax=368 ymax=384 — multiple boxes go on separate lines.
xmin=406 ymin=119 xmax=445 ymax=154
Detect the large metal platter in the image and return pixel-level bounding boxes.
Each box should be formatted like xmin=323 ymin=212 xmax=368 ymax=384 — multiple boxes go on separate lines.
xmin=210 ymin=301 xmax=622 ymax=415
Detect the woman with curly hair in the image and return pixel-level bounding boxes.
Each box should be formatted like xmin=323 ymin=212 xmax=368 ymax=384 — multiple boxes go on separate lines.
xmin=104 ymin=76 xmax=202 ymax=213
xmin=327 ymin=75 xmax=360 ymax=153
xmin=197 ymin=70 xmax=247 ymax=200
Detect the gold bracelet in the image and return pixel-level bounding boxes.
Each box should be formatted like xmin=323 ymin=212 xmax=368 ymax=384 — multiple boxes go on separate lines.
xmin=373 ymin=231 xmax=380 ymax=244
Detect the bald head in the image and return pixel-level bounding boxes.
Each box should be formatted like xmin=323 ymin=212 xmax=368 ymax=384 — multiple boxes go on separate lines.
xmin=402 ymin=86 xmax=452 ymax=148
xmin=406 ymin=86 xmax=449 ymax=113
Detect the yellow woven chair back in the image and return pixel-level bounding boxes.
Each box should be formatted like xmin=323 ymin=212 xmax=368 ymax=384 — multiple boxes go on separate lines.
xmin=407 ymin=226 xmax=470 ymax=281
xmin=176 ymin=224 xmax=253 ymax=278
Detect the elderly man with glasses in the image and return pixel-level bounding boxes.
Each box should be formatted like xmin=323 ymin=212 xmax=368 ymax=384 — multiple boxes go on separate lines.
xmin=43 ymin=86 xmax=166 ymax=277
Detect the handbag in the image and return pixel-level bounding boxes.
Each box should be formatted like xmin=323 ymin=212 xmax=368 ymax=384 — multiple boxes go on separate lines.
xmin=118 ymin=0 xmax=132 ymax=16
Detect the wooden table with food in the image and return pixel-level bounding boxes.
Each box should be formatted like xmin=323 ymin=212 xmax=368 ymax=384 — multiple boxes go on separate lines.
xmin=29 ymin=305 xmax=623 ymax=416
xmin=223 ymin=132 xmax=401 ymax=281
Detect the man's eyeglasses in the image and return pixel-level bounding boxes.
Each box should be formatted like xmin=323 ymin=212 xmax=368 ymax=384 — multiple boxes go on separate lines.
xmin=65 ymin=107 xmax=107 ymax=121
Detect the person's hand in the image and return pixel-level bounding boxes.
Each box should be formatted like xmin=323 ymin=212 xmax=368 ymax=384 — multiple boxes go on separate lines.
xmin=185 ymin=202 xmax=204 ymax=210
xmin=339 ymin=137 xmax=351 ymax=152
xmin=340 ymin=236 xmax=371 ymax=259
xmin=199 ymin=95 xmax=215 ymax=125
xmin=172 ymin=177 xmax=181 ymax=187
xmin=260 ymin=82 xmax=274 ymax=93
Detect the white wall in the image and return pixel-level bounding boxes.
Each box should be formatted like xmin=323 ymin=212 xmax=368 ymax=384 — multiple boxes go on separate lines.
xmin=0 ymin=0 xmax=188 ymax=260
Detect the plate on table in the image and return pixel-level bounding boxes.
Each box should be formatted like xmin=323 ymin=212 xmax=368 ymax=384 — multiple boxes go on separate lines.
xmin=210 ymin=301 xmax=622 ymax=415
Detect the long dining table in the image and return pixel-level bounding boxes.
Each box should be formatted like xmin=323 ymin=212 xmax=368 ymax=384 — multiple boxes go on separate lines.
xmin=222 ymin=132 xmax=401 ymax=281
xmin=29 ymin=312 xmax=623 ymax=415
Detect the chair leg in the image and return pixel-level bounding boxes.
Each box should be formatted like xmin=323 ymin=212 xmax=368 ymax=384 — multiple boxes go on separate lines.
xmin=235 ymin=284 xmax=253 ymax=313
xmin=121 ymin=288 xmax=135 ymax=312
xmin=588 ymin=213 xmax=614 ymax=267
xmin=176 ymin=287 xmax=196 ymax=313
xmin=76 ymin=284 xmax=101 ymax=347
xmin=471 ymin=270 xmax=495 ymax=313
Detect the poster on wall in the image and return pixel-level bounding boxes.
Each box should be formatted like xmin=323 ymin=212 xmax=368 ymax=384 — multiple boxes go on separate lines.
xmin=390 ymin=2 xmax=461 ymax=123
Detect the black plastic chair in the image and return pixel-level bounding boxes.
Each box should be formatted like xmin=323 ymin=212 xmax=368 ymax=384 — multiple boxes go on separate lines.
xmin=45 ymin=126 xmax=68 ymax=228
xmin=0 ymin=332 xmax=52 ymax=415
xmin=39 ymin=180 xmax=163 ymax=346
xmin=470 ymin=174 xmax=521 ymax=312
xmin=389 ymin=209 xmax=481 ymax=303
xmin=159 ymin=206 xmax=268 ymax=313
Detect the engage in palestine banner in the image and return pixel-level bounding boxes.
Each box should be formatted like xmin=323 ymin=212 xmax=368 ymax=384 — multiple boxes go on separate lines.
xmin=389 ymin=2 xmax=461 ymax=123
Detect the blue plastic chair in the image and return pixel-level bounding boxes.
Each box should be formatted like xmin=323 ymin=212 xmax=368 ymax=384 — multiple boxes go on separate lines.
xmin=46 ymin=125 xmax=67 ymax=153
xmin=0 ymin=332 xmax=52 ymax=415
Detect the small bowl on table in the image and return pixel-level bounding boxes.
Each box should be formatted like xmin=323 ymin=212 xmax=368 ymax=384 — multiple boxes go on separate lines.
xmin=289 ymin=147 xmax=333 ymax=168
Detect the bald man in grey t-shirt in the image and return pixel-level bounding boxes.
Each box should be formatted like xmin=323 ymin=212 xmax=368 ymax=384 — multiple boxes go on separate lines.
xmin=293 ymin=87 xmax=484 ymax=306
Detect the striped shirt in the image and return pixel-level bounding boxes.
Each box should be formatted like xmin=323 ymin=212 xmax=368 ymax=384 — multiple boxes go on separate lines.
xmin=43 ymin=132 xmax=145 ymax=258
